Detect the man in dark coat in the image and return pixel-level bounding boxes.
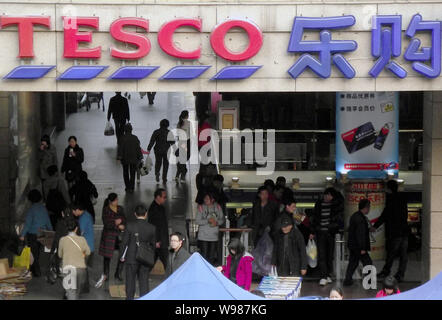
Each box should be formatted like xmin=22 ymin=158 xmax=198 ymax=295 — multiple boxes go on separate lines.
xmin=146 ymin=119 xmax=175 ymax=183
xmin=119 ymin=205 xmax=156 ymax=300
xmin=245 ymin=186 xmax=279 ymax=246
xmin=373 ymin=180 xmax=409 ymax=282
xmin=118 ymin=123 xmax=142 ymax=193
xmin=272 ymin=217 xmax=307 ymax=277
xmin=344 ymin=199 xmax=373 ymax=286
xmin=165 ymin=232 xmax=191 ymax=277
xmin=107 ymin=92 xmax=130 ymax=145
xmin=309 ymin=187 xmax=344 ymax=286
xmin=148 ymin=188 xmax=169 ymax=270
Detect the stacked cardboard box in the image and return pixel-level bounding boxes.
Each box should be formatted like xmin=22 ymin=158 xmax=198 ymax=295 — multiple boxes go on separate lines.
xmin=0 ymin=258 xmax=32 ymax=298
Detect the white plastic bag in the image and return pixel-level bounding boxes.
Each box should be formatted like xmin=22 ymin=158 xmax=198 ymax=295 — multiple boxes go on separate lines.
xmin=140 ymin=155 xmax=153 ymax=176
xmin=104 ymin=121 xmax=115 ymax=136
xmin=306 ymin=239 xmax=318 ymax=268
xmin=80 ymin=93 xmax=87 ymax=105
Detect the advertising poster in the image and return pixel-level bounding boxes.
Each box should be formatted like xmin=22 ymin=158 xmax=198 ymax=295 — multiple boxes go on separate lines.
xmin=344 ymin=182 xmax=385 ymax=260
xmin=336 ymin=92 xmax=399 ymax=179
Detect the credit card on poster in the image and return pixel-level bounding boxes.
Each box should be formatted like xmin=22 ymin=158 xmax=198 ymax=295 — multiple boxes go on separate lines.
xmin=341 ymin=122 xmax=377 ymax=154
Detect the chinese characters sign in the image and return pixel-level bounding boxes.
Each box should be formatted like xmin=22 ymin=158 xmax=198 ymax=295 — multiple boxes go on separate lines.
xmin=288 ymin=14 xmax=441 ymax=79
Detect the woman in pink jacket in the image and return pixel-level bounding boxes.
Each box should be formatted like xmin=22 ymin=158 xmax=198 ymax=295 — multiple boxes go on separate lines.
xmin=376 ymin=276 xmax=401 ymax=297
xmin=217 ymin=238 xmax=254 ymax=291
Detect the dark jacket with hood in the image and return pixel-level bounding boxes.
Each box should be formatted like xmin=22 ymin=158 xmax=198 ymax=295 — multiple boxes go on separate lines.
xmin=272 ymin=225 xmax=308 ymax=276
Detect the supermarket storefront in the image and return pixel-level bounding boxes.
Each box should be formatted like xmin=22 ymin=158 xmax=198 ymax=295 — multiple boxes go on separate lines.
xmin=0 ymin=0 xmax=442 ymax=280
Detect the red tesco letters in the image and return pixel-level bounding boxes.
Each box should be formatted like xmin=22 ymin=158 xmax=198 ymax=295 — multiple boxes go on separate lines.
xmin=110 ymin=18 xmax=150 ymax=60
xmin=0 ymin=16 xmax=51 ymax=58
xmin=0 ymin=16 xmax=263 ymax=61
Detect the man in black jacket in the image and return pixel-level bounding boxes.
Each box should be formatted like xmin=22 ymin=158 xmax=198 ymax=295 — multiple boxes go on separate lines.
xmin=166 ymin=232 xmax=191 ymax=277
xmin=309 ymin=187 xmax=344 ymax=286
xmin=344 ymin=199 xmax=373 ymax=286
xmin=372 ymin=180 xmax=409 ymax=282
xmin=245 ymin=186 xmax=279 ymax=246
xmin=107 ymin=92 xmax=130 ymax=145
xmin=271 ymin=218 xmax=307 ymax=277
xmin=146 ymin=119 xmax=175 ymax=183
xmin=118 ymin=123 xmax=142 ymax=193
xmin=119 ymin=204 xmax=156 ymax=300
xmin=148 ymin=188 xmax=169 ymax=271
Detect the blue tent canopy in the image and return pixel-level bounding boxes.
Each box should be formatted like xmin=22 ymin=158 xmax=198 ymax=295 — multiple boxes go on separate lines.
xmin=138 ymin=252 xmax=265 ymax=300
xmin=372 ymin=271 xmax=442 ymax=300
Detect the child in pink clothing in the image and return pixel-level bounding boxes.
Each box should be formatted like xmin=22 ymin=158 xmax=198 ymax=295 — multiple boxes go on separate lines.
xmin=217 ymin=238 xmax=254 ymax=291
xmin=376 ymin=276 xmax=401 ymax=297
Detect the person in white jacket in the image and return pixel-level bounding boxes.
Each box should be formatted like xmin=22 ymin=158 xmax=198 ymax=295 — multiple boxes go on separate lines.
xmin=196 ymin=192 xmax=225 ymax=265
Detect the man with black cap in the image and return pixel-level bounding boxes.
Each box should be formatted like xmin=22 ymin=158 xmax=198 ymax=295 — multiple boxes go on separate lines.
xmin=271 ymin=217 xmax=307 ymax=277
xmin=118 ymin=123 xmax=142 ymax=193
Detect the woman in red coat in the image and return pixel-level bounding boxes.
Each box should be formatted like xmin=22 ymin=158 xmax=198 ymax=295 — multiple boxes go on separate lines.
xmin=95 ymin=193 xmax=126 ymax=288
xmin=217 ymin=238 xmax=254 ymax=291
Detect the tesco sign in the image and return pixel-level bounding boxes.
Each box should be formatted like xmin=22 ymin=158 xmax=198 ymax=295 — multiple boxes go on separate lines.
xmin=0 ymin=16 xmax=264 ymax=80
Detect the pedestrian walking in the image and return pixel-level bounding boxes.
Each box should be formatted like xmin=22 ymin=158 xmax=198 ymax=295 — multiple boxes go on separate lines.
xmin=95 ymin=193 xmax=126 ymax=288
xmin=165 ymin=232 xmax=191 ymax=278
xmin=175 ymin=110 xmax=191 ymax=183
xmin=19 ymin=189 xmax=53 ymax=277
xmin=372 ymin=180 xmax=409 ymax=282
xmin=61 ymin=136 xmax=84 ymax=189
xmin=217 ymin=238 xmax=254 ymax=291
xmin=343 ymin=199 xmax=373 ymax=286
xmin=118 ymin=123 xmax=143 ymax=193
xmin=49 ymin=209 xmax=74 ymax=282
xmin=147 ymin=92 xmax=156 ymax=105
xmin=146 ymin=119 xmax=174 ymax=183
xmin=44 ymin=165 xmax=71 ymax=228
xmin=309 ymin=187 xmax=344 ymax=286
xmin=72 ymin=203 xmax=94 ymax=294
xmin=39 ymin=134 xmax=58 ymax=197
xmin=107 ymin=92 xmax=130 ymax=147
xmin=119 ymin=205 xmax=156 ymax=300
xmin=69 ymin=171 xmax=98 ymax=223
xmin=196 ymin=192 xmax=225 ymax=265
xmin=271 ymin=217 xmax=307 ymax=277
xmin=58 ymin=219 xmax=90 ymax=300
xmin=148 ymin=188 xmax=169 ymax=270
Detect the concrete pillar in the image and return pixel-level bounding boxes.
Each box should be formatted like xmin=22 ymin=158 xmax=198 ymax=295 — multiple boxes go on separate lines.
xmin=15 ymin=92 xmax=41 ymax=222
xmin=0 ymin=93 xmax=11 ymax=234
xmin=422 ymin=91 xmax=442 ymax=280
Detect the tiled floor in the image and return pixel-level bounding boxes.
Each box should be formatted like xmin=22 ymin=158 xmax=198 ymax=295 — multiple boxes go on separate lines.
xmin=11 ymin=92 xmax=422 ymax=300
